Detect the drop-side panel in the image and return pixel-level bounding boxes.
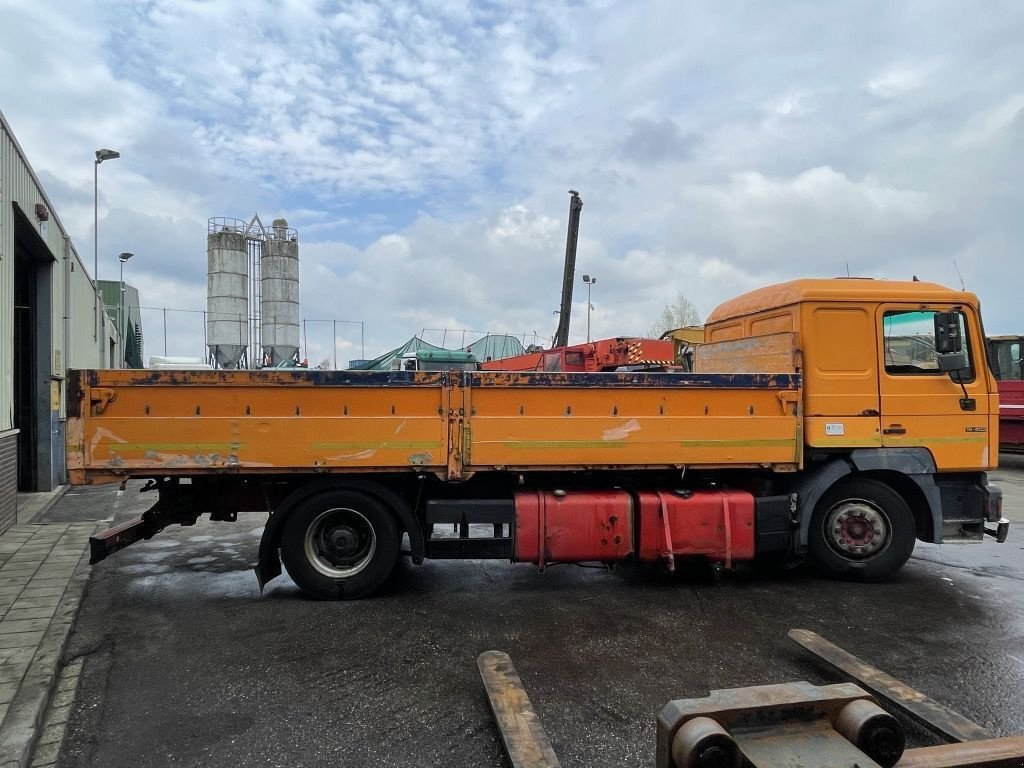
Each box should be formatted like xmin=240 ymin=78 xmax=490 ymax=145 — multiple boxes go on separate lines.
xmin=462 ymin=372 xmax=802 ymax=470
xmin=68 ymin=370 xmax=448 ymax=477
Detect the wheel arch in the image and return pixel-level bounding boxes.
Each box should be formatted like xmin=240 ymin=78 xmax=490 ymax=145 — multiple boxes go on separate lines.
xmin=795 ymin=447 xmax=941 ymax=548
xmin=255 ymin=477 xmax=425 ymax=591
xmin=854 ymin=470 xmax=936 ymax=543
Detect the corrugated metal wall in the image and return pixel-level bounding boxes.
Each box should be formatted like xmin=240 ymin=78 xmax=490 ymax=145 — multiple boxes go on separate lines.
xmin=0 ymin=433 xmax=16 ymax=531
xmin=1 ymin=110 xmax=114 ymax=527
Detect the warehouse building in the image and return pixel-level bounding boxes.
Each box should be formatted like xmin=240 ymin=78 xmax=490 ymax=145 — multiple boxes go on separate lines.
xmin=1 ymin=111 xmax=120 ymax=532
xmin=99 ymin=280 xmax=144 ymax=368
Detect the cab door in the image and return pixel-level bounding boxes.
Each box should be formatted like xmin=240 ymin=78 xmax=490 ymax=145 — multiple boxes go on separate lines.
xmin=876 ymin=305 xmax=991 ymax=471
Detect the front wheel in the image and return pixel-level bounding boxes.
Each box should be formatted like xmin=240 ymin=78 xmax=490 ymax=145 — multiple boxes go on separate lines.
xmin=280 ymin=488 xmax=400 ymax=599
xmin=808 ymin=477 xmax=916 ymax=582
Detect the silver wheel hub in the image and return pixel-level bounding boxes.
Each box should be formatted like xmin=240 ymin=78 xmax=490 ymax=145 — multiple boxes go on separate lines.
xmin=304 ymin=507 xmax=377 ymax=579
xmin=824 ymin=499 xmax=889 ymax=559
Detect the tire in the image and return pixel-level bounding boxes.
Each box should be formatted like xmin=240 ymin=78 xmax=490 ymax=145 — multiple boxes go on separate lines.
xmin=808 ymin=477 xmax=916 ymax=582
xmin=280 ymin=488 xmax=400 ymax=599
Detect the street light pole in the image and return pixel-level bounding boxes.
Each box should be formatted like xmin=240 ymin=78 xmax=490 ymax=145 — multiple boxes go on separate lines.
xmin=118 ymin=252 xmax=134 ymax=368
xmin=93 ymin=148 xmax=120 ymax=342
xmin=582 ymin=274 xmax=597 ymax=343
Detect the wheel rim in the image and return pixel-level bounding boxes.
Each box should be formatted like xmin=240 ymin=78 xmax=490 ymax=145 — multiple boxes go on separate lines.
xmin=303 ymin=507 xmax=377 ymax=579
xmin=823 ymin=498 xmax=890 ymax=560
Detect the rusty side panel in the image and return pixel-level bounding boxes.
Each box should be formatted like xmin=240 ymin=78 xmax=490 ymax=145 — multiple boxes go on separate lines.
xmin=69 ymin=368 xmax=803 ymax=482
xmin=71 ymin=369 xmax=448 ymax=476
xmin=465 ymin=373 xmax=802 ymax=470
xmin=693 ymin=332 xmax=800 ymax=374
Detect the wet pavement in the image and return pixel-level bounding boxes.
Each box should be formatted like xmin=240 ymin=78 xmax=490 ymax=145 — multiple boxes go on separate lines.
xmin=52 ymin=460 xmax=1024 ymax=768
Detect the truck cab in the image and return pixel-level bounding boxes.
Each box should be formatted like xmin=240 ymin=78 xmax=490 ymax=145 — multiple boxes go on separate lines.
xmin=389 ymin=349 xmax=478 ymax=372
xmin=706 ymin=278 xmax=1004 ymax=548
xmin=706 ymin=278 xmax=999 ymax=472
xmin=987 ymin=335 xmax=1024 ymax=450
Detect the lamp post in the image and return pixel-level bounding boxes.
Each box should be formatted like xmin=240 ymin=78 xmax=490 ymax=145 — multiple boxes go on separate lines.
xmin=582 ymin=274 xmax=597 ymax=343
xmin=94 ymin=148 xmax=120 ymax=341
xmin=118 ymin=252 xmax=133 ymax=367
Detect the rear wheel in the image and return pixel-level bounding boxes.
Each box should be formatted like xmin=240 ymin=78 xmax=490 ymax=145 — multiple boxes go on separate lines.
xmin=808 ymin=477 xmax=915 ymax=582
xmin=281 ymin=488 xmax=400 ymax=599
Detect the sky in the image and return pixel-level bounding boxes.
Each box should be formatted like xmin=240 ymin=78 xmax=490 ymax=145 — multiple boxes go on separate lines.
xmin=2 ymin=0 xmax=1023 ymax=365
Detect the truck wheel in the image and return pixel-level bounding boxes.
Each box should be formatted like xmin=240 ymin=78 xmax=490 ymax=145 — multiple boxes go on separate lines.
xmin=808 ymin=478 xmax=915 ymax=582
xmin=280 ymin=488 xmax=400 ymax=599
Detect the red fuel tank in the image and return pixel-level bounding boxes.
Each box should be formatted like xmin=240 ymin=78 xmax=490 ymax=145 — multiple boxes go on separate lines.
xmin=514 ymin=490 xmax=634 ymax=566
xmin=636 ymin=489 xmax=755 ymax=569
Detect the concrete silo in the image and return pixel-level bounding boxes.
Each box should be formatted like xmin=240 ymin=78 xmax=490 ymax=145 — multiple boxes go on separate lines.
xmin=206 ymin=219 xmax=249 ymax=369
xmin=260 ymin=218 xmax=300 ymax=365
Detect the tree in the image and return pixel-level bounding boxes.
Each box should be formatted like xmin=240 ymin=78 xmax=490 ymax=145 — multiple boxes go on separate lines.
xmin=649 ymin=292 xmax=701 ymax=337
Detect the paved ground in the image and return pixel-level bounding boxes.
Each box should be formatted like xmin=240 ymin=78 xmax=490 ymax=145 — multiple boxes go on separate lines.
xmin=0 ymin=520 xmax=97 ymax=768
xmin=39 ymin=459 xmax=1024 ymax=767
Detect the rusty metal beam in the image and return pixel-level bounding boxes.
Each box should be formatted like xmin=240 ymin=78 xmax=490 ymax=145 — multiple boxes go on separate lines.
xmin=897 ymin=737 xmax=1024 ymax=768
xmin=477 ymin=651 xmax=561 ymax=768
xmin=788 ymin=629 xmax=991 ymax=744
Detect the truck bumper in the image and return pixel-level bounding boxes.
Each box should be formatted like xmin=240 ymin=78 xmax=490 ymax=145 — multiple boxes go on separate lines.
xmin=936 ymin=478 xmax=1005 ymax=543
xmin=983 ymin=482 xmax=1009 ymax=542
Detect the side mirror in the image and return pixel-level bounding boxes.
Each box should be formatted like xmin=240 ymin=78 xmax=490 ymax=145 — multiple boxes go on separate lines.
xmin=934 ymin=312 xmax=962 ymax=354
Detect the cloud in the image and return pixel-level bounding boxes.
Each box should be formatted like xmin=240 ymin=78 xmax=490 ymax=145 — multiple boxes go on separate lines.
xmin=619 ymin=117 xmax=700 ymax=164
xmin=2 ymin=0 xmax=1024 ymax=358
xmin=866 ymin=62 xmax=937 ymax=98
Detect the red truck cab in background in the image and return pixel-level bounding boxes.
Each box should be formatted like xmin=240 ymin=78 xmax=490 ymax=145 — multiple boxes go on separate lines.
xmin=988 ymin=335 xmax=1024 ymax=451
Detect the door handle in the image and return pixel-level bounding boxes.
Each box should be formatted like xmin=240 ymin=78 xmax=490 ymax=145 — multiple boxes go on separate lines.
xmin=883 ymin=425 xmax=907 ymax=435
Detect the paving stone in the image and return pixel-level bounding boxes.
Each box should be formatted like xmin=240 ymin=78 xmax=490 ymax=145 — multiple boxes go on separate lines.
xmin=36 ymin=723 xmax=63 ymax=746
xmin=0 ymin=609 xmax=54 ymax=622
xmin=0 ymin=560 xmax=41 ymax=568
xmin=0 ymin=648 xmax=35 ymax=666
xmin=0 ymin=665 xmax=28 ymax=686
xmin=0 ymin=631 xmax=44 ymax=649
xmin=49 ymin=687 xmax=76 ymax=710
xmin=28 ymin=740 xmax=59 ymax=766
xmin=1 ymin=574 xmax=39 ymax=584
xmin=16 ymin=589 xmax=65 ymax=600
xmin=0 ymin=683 xmax=18 ymax=704
xmin=0 ymin=619 xmax=52 ymax=635
xmin=42 ymin=704 xmax=71 ymax=726
xmin=9 ymin=598 xmax=60 ymax=611
xmin=24 ymin=580 xmax=72 ymax=592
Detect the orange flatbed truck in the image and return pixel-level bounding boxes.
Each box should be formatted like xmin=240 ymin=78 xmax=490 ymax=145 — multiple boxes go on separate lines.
xmin=67 ymin=279 xmax=1008 ymax=599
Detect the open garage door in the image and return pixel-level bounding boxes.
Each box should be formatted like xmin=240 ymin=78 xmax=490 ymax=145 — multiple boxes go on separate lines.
xmin=12 ymin=202 xmax=54 ymax=492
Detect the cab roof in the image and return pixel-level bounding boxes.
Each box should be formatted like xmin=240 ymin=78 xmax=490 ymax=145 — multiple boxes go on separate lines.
xmin=706 ymin=278 xmax=978 ymax=324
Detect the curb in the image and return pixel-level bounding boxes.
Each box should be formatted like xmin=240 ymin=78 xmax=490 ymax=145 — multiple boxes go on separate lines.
xmin=17 ymin=487 xmax=69 ymax=526
xmin=0 ymin=543 xmax=93 ymax=768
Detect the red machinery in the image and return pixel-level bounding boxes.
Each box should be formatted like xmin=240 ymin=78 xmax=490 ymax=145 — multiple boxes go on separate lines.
xmin=479 ymin=337 xmax=677 ymax=372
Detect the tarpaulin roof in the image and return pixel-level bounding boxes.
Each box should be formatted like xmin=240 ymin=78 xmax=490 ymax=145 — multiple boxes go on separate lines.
xmin=351 ymin=334 xmax=526 ymax=370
